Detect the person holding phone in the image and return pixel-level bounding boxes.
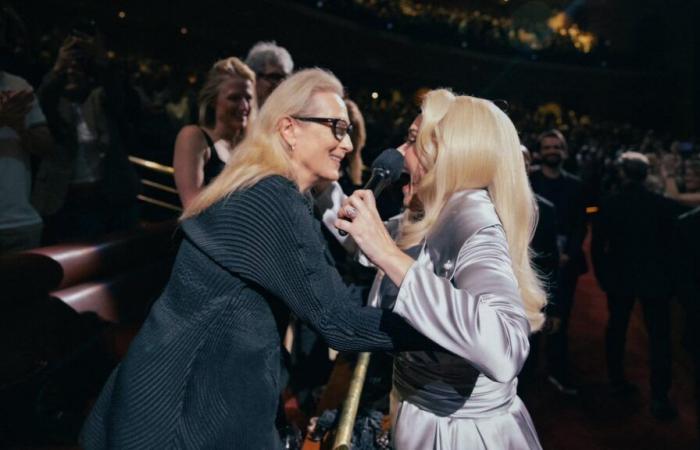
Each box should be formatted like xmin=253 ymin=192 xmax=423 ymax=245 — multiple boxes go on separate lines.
xmin=34 ymin=21 xmax=141 ymax=242
xmin=0 ymin=71 xmax=53 ymax=253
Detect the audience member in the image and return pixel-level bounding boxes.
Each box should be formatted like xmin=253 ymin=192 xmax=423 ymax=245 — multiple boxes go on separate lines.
xmin=34 ymin=23 xmax=141 ymax=242
xmin=0 ymin=71 xmax=53 ymax=253
xmin=173 ymin=57 xmax=255 ymax=209
xmin=339 ymin=98 xmax=368 ymax=193
xmin=591 ymin=152 xmax=687 ymax=420
xmin=674 ymin=205 xmax=700 ymax=431
xmin=529 ymin=128 xmax=588 ymax=395
xmin=520 ymin=144 xmax=559 ymax=385
xmin=662 ymin=157 xmax=700 ymax=207
xmin=244 ymin=41 xmax=294 ymax=106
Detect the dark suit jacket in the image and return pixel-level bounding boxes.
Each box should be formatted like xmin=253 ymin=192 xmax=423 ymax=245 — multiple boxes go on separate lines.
xmin=531 ymin=194 xmax=559 ymax=294
xmin=530 ymin=169 xmax=588 ymax=274
xmin=591 ymin=183 xmax=687 ymax=298
xmin=33 ymin=66 xmax=141 ymax=215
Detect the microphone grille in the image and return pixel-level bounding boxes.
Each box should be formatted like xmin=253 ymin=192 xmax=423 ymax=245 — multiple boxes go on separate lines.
xmin=371 ymin=148 xmax=404 ymax=182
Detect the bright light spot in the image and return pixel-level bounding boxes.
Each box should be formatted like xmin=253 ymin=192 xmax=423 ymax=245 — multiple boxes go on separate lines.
xmin=547 ymin=12 xmax=568 ymax=32
xmin=118 ymin=11 xmax=126 ymax=19
xmin=180 ymin=27 xmax=188 ymax=35
xmin=106 ymin=50 xmax=116 ymax=59
xmin=371 ymin=92 xmax=379 ymax=100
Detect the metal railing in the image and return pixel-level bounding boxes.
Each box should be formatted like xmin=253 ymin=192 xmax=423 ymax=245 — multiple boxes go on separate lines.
xmin=129 ymin=155 xmax=182 ymax=212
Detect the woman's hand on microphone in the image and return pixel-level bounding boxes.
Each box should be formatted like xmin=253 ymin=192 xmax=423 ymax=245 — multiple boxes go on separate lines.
xmin=335 ymin=190 xmax=414 ymax=286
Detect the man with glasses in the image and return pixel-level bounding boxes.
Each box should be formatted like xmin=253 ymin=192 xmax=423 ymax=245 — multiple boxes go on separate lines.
xmin=245 ymin=41 xmax=294 ymax=106
xmin=530 ymin=129 xmax=588 ymax=396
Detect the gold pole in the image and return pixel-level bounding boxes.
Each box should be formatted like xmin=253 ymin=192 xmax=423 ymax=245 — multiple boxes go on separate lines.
xmin=136 ymin=195 xmax=182 ymax=212
xmin=128 ymin=155 xmax=175 ymax=175
xmin=333 ymin=352 xmax=371 ymax=450
xmin=141 ymin=179 xmax=179 ymax=194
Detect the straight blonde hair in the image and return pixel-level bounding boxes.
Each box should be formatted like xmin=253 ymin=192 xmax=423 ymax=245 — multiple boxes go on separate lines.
xmin=345 ymin=98 xmax=367 ymax=186
xmin=399 ymin=89 xmax=546 ymax=331
xmin=198 ymin=57 xmax=257 ymax=128
xmin=182 ymin=68 xmax=344 ymax=219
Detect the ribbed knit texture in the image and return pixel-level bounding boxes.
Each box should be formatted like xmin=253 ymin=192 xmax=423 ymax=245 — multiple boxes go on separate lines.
xmin=81 ymin=175 xmax=427 ymax=449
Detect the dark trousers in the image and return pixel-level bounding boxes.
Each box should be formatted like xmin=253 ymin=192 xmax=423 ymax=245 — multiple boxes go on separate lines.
xmin=546 ymin=260 xmax=580 ymax=380
xmin=605 ymin=294 xmax=672 ymax=399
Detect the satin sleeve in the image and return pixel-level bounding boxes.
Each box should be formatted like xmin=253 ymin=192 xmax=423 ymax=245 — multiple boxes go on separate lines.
xmin=392 ymin=225 xmax=531 ymax=383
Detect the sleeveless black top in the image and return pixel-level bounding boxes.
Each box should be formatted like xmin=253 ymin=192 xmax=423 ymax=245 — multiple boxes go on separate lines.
xmin=200 ymin=128 xmax=226 ymax=185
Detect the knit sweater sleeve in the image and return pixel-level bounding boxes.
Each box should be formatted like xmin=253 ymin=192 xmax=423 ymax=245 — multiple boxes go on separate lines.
xmin=181 ymin=176 xmax=429 ymax=352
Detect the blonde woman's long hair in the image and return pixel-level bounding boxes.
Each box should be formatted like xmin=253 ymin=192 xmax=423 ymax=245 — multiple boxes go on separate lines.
xmin=345 ymin=98 xmax=367 ymax=186
xmin=399 ymin=89 xmax=546 ymax=331
xmin=182 ymin=68 xmax=344 ymax=219
xmin=198 ymin=57 xmax=257 ymax=128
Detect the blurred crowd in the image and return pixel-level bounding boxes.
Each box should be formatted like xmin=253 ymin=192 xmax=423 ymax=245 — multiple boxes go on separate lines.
xmin=296 ymin=0 xmax=609 ymax=66
xmin=1 ymin=3 xmax=697 ymax=249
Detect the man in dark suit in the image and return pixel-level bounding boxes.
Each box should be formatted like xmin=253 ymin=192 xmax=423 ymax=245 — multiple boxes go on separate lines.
xmin=674 ymin=206 xmax=700 ymax=429
xmin=530 ymin=129 xmax=587 ymax=395
xmin=519 ymin=145 xmax=559 ymax=388
xmin=592 ymin=152 xmax=686 ymax=420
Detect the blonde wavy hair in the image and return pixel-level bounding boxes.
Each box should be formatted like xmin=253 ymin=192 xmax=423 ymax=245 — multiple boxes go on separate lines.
xmin=399 ymin=89 xmax=546 ymax=331
xmin=182 ymin=68 xmax=344 ymax=219
xmin=198 ymin=57 xmax=257 ymax=128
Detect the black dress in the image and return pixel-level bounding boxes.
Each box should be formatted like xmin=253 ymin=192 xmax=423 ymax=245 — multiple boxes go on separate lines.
xmin=200 ymin=128 xmax=226 ymax=185
xmin=80 ymin=175 xmax=426 ymax=449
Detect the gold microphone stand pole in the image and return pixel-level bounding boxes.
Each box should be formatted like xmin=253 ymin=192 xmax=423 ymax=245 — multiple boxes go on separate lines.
xmin=332 ymin=352 xmax=371 ymax=450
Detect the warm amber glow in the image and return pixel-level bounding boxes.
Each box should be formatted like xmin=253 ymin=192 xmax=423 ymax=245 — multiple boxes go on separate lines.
xmin=577 ymin=33 xmax=595 ymax=53
xmin=547 ymin=12 xmax=569 ymax=31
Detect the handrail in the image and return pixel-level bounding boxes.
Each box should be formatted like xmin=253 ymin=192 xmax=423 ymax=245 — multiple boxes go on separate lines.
xmin=333 ymin=352 xmax=371 ymax=450
xmin=141 ymin=179 xmax=179 ymax=194
xmin=128 ymin=155 xmax=175 ymax=175
xmin=127 ymin=155 xmax=181 ymax=212
xmin=137 ymin=195 xmax=182 ymax=212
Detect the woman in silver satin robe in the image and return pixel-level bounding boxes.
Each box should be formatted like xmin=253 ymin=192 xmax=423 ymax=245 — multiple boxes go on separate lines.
xmin=332 ymin=89 xmax=547 ymax=449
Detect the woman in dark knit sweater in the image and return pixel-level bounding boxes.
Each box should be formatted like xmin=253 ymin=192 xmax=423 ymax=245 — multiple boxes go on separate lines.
xmin=80 ymin=69 xmax=428 ymax=449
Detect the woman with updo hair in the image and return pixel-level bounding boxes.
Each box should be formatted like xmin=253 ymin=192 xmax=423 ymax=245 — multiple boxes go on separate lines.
xmin=173 ymin=57 xmax=256 ymax=208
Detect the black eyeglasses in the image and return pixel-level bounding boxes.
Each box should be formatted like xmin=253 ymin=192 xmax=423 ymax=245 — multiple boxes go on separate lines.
xmin=292 ymin=117 xmax=354 ymax=141
xmin=257 ymin=72 xmax=286 ymax=84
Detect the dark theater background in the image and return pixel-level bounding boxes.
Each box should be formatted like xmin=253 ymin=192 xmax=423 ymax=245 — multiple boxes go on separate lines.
xmin=0 ymin=0 xmax=698 ymax=449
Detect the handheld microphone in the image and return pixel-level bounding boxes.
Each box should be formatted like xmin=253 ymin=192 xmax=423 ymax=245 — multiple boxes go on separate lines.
xmin=338 ymin=147 xmax=404 ymax=236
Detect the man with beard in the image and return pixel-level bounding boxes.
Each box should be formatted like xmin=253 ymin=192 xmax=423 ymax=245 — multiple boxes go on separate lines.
xmin=33 ymin=21 xmax=140 ymax=243
xmin=518 ymin=145 xmax=560 ymax=391
xmin=530 ymin=129 xmax=588 ymax=395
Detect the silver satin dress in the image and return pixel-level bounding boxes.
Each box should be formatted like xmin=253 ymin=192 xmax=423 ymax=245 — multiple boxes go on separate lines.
xmin=317 ymin=186 xmax=542 ymax=450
